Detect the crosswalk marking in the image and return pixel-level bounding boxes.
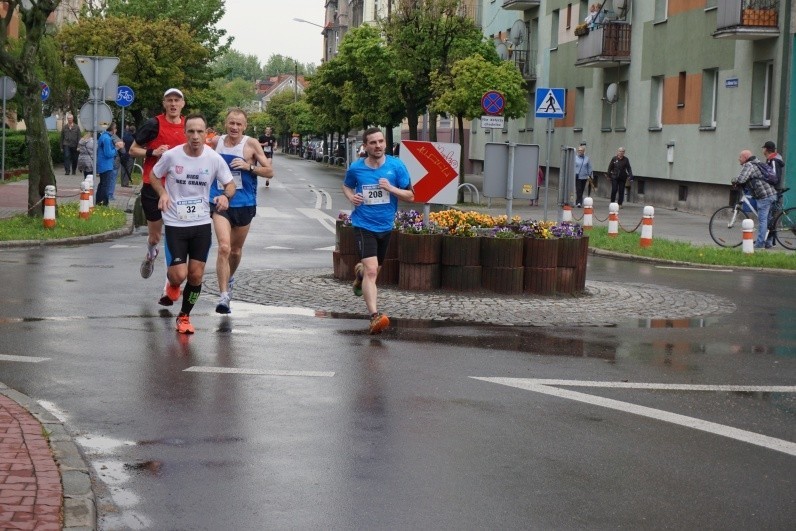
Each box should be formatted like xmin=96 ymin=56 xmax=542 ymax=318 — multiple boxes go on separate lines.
xmin=473 ymin=377 xmax=796 ymax=456
xmin=184 ymin=367 xmax=335 ymax=377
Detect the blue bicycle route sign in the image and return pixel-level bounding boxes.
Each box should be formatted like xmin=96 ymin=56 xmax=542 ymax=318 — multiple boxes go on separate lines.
xmin=116 ymin=85 xmax=135 ymax=107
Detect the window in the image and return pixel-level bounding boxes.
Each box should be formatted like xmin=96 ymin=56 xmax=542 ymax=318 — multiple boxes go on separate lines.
xmin=649 ymin=75 xmax=663 ymax=129
xmin=574 ymin=87 xmax=585 ymax=130
xmin=655 ymin=0 xmax=668 ymax=22
xmin=525 ymin=91 xmax=535 ymax=130
xmin=566 ymin=4 xmax=572 ymax=29
xmin=700 ymin=68 xmax=719 ymax=128
xmin=677 ymin=71 xmax=686 ymax=107
xmin=551 ymin=10 xmax=559 ymax=48
xmin=601 ymin=83 xmax=613 ymax=131
xmin=751 ymin=61 xmax=774 ymax=126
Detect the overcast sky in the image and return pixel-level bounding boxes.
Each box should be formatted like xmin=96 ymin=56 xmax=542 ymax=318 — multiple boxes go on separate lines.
xmin=218 ymin=1 xmax=327 ymax=67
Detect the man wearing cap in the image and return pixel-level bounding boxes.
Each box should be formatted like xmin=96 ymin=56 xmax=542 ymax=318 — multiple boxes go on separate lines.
xmin=762 ymin=140 xmax=785 ymax=247
xmin=130 ymin=88 xmax=187 ymax=280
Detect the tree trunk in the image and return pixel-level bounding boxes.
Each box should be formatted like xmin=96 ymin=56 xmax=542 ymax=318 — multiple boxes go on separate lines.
xmin=406 ymin=108 xmax=419 ymax=140
xmin=429 ymin=111 xmax=437 ymax=142
xmin=24 ymin=81 xmax=55 ymax=216
xmin=457 ymin=114 xmax=466 ymax=202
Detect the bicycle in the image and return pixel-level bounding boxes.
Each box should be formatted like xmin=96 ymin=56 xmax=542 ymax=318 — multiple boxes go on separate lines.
xmin=709 ymin=187 xmax=794 ymax=249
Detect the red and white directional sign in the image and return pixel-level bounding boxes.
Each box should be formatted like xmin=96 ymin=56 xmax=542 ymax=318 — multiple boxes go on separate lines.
xmin=399 ymin=140 xmax=461 ymax=205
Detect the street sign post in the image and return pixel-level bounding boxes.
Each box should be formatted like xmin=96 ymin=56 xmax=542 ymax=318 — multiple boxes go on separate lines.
xmin=116 ymin=85 xmax=135 ymax=139
xmin=483 ymin=142 xmax=541 ymax=219
xmin=480 ymin=116 xmax=505 ymax=129
xmin=40 ymin=82 xmax=50 ymax=102
xmin=535 ymin=87 xmax=566 ymax=220
xmin=75 ymin=56 xmax=119 ymax=178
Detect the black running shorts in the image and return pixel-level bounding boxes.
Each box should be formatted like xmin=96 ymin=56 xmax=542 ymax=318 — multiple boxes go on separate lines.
xmin=163 ymin=224 xmax=213 ymax=266
xmin=355 ymin=227 xmax=392 ymax=265
xmin=141 ymin=183 xmax=163 ymax=222
xmin=211 ymin=205 xmax=257 ymax=228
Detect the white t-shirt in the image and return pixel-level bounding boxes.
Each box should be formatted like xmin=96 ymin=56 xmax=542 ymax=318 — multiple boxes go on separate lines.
xmin=152 ymin=145 xmax=234 ymax=227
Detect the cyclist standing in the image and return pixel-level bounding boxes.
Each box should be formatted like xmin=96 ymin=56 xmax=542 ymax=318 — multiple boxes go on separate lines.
xmin=732 ymin=149 xmax=777 ymax=249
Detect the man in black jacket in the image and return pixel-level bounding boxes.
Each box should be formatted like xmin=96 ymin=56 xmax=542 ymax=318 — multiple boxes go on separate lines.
xmin=607 ymin=147 xmax=632 ymax=207
xmin=762 ymin=141 xmax=785 ymax=247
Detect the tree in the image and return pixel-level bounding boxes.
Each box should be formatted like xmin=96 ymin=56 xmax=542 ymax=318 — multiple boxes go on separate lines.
xmin=57 ymin=16 xmax=210 ymax=123
xmin=381 ymin=0 xmax=487 ymax=141
xmin=85 ymin=0 xmax=230 ymax=60
xmin=262 ymin=54 xmax=315 ymax=78
xmin=431 ymin=53 xmax=526 ymax=189
xmin=0 ymin=0 xmax=61 ymax=215
xmin=210 ymin=50 xmax=262 ymax=82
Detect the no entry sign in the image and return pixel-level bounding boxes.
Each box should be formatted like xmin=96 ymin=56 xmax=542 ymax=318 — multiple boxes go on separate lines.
xmin=400 ymin=140 xmax=461 ymax=205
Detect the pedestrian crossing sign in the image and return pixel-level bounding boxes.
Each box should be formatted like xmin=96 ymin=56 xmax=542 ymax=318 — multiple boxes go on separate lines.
xmin=535 ymin=88 xmax=565 ymax=118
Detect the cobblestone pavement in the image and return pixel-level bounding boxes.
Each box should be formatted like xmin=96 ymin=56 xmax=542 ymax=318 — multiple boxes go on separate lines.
xmin=204 ymin=269 xmax=736 ymax=327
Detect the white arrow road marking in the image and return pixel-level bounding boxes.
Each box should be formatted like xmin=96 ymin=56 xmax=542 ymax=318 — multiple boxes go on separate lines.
xmin=185 ymin=367 xmax=335 ymax=377
xmin=315 ymin=246 xmax=336 ymax=251
xmin=297 ymin=207 xmax=338 ymax=234
xmin=472 ymin=377 xmax=796 ymax=456
xmin=308 ymin=185 xmax=333 ymax=210
xmin=264 ymin=246 xmax=293 ymax=250
xmin=0 ymin=354 xmax=50 ymax=363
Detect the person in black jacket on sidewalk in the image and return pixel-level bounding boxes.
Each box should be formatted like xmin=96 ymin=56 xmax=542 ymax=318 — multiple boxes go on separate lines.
xmin=607 ymin=147 xmax=633 ymax=207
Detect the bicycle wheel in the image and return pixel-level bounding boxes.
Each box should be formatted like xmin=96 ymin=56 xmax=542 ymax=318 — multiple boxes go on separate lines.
xmin=709 ymin=206 xmax=750 ymax=248
xmin=773 ymin=207 xmax=796 ymax=250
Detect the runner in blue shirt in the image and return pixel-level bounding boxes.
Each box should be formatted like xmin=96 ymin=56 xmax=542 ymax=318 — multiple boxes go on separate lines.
xmin=342 ymin=127 xmax=414 ymax=334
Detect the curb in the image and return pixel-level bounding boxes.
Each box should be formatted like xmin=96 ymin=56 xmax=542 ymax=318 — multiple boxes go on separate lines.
xmin=588 ymin=247 xmax=796 ymax=275
xmin=0 ymin=383 xmax=96 ymax=531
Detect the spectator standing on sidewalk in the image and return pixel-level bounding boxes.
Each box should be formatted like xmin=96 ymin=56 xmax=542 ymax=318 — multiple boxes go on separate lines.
xmin=762 ymin=140 xmax=785 ymax=248
xmin=77 ymin=131 xmax=94 ymax=178
xmin=342 ymin=127 xmax=414 ymax=335
xmin=574 ymin=144 xmax=593 ymax=207
xmin=60 ymin=114 xmax=81 ymax=175
xmin=732 ymin=149 xmax=777 ymax=249
xmin=149 ymin=113 xmax=235 ymax=334
xmin=94 ymin=125 xmax=118 ymax=206
xmin=120 ymin=124 xmax=136 ymax=187
xmin=211 ymin=108 xmax=273 ymax=314
xmin=607 ymin=147 xmax=632 ymax=207
xmin=107 ymin=122 xmax=125 ymax=201
xmin=129 ymin=88 xmax=187 ymax=279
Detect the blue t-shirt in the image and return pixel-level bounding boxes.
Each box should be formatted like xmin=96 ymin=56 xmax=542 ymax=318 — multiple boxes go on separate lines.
xmin=344 ymin=156 xmax=412 ymax=233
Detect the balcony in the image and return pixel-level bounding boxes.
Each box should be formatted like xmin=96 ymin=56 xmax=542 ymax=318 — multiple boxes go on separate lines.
xmin=512 ymin=49 xmax=537 ymax=81
xmin=575 ymin=21 xmax=631 ymax=68
xmin=502 ymin=0 xmax=540 ymax=10
xmin=713 ymin=0 xmax=779 ymax=40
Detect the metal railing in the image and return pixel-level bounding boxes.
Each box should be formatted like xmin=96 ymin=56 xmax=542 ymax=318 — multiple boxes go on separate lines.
xmin=716 ymin=0 xmax=779 ymax=30
xmin=576 ymin=21 xmax=631 ymax=62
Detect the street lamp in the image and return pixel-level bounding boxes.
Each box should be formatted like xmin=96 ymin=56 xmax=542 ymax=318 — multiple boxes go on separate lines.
xmin=292 ymin=18 xmax=324 ymax=28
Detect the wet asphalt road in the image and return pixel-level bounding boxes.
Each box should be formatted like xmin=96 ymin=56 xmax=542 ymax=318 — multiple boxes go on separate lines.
xmin=0 ymin=156 xmax=794 ymax=529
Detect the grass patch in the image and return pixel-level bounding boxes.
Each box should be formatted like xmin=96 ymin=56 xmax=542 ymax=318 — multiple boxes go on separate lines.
xmin=0 ymin=202 xmax=128 ymax=241
xmin=587 ymin=226 xmax=795 ymax=270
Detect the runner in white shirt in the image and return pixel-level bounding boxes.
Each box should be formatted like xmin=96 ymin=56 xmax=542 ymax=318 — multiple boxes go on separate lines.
xmin=150 ymin=113 xmax=235 ymax=334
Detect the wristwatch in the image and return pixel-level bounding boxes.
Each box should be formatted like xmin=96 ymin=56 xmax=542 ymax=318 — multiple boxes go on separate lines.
xmin=250 ymin=164 xmax=255 ymax=173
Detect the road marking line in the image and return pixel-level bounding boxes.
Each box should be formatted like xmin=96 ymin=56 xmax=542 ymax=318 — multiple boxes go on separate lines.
xmin=0 ymin=354 xmax=50 ymax=363
xmin=315 ymin=246 xmax=336 ymax=251
xmin=472 ymin=377 xmax=796 ymax=456
xmin=258 ymin=207 xmax=292 ymax=218
xmin=265 ymin=246 xmax=293 ymax=250
xmin=297 ymin=207 xmax=337 ymax=234
xmin=185 ymin=367 xmax=335 ymax=377
xmin=501 ymin=379 xmax=796 ymax=393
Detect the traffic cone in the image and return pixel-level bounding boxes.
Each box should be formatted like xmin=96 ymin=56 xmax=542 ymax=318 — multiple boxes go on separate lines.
xmin=79 ymin=181 xmax=91 ymax=219
xmin=608 ymin=202 xmax=619 ymax=237
xmin=43 ymin=185 xmax=56 ymax=229
xmin=582 ymin=197 xmax=593 ymax=230
xmin=640 ymin=206 xmax=654 ymax=248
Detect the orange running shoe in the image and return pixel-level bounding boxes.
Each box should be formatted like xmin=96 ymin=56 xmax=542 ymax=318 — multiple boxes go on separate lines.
xmin=176 ymin=314 xmax=195 ymax=334
xmin=368 ymin=313 xmax=390 ymax=335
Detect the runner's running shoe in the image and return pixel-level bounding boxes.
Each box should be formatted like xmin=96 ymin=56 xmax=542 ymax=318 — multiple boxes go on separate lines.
xmin=352 ymin=262 xmax=364 ymax=297
xmin=140 ymin=247 xmax=158 ymax=279
xmin=158 ymin=281 xmax=181 ymax=306
xmin=228 ymin=276 xmax=235 ymax=297
xmin=216 ymin=293 xmax=231 ymax=314
xmin=369 ymin=313 xmax=390 ymax=335
xmin=176 ymin=314 xmax=195 ymax=334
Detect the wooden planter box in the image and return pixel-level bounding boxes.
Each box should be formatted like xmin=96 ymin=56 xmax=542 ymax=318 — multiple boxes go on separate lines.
xmin=575 ymin=236 xmax=589 ymax=291
xmin=335 ymin=221 xmax=358 ymax=255
xmin=441 ymin=265 xmax=482 ymax=291
xmin=385 ymin=230 xmax=400 ymax=260
xmin=379 ymin=258 xmax=400 ymax=285
xmin=556 ymin=267 xmax=577 ymax=294
xmin=398 ymin=233 xmax=442 ymax=264
xmin=524 ymin=267 xmax=557 ymax=295
xmin=441 ymin=235 xmax=481 ymax=266
xmin=742 ymin=9 xmax=777 ymax=27
xmin=557 ymin=238 xmax=581 ymax=268
xmin=482 ymin=266 xmax=524 ymax=294
xmin=399 ymin=263 xmax=440 ymax=291
xmin=333 ymin=250 xmax=359 ymax=281
xmin=524 ymin=238 xmax=559 ymax=269
xmin=480 ymin=237 xmax=523 ymax=268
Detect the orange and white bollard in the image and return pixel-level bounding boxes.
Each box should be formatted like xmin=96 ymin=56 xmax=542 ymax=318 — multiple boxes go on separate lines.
xmin=639 ymin=206 xmax=654 ymax=248
xmin=43 ymin=185 xmax=56 ymax=229
xmin=742 ymin=218 xmax=755 ymax=254
xmin=84 ymin=175 xmax=95 ymax=213
xmin=582 ymin=197 xmax=593 ymax=230
xmin=79 ymin=181 xmax=91 ymax=219
xmin=608 ymin=202 xmax=619 ymax=237
xmin=562 ymin=204 xmax=573 ymax=222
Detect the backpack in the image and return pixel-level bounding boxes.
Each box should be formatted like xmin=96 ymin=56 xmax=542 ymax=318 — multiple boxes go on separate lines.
xmin=753 ymin=160 xmax=779 ymax=186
